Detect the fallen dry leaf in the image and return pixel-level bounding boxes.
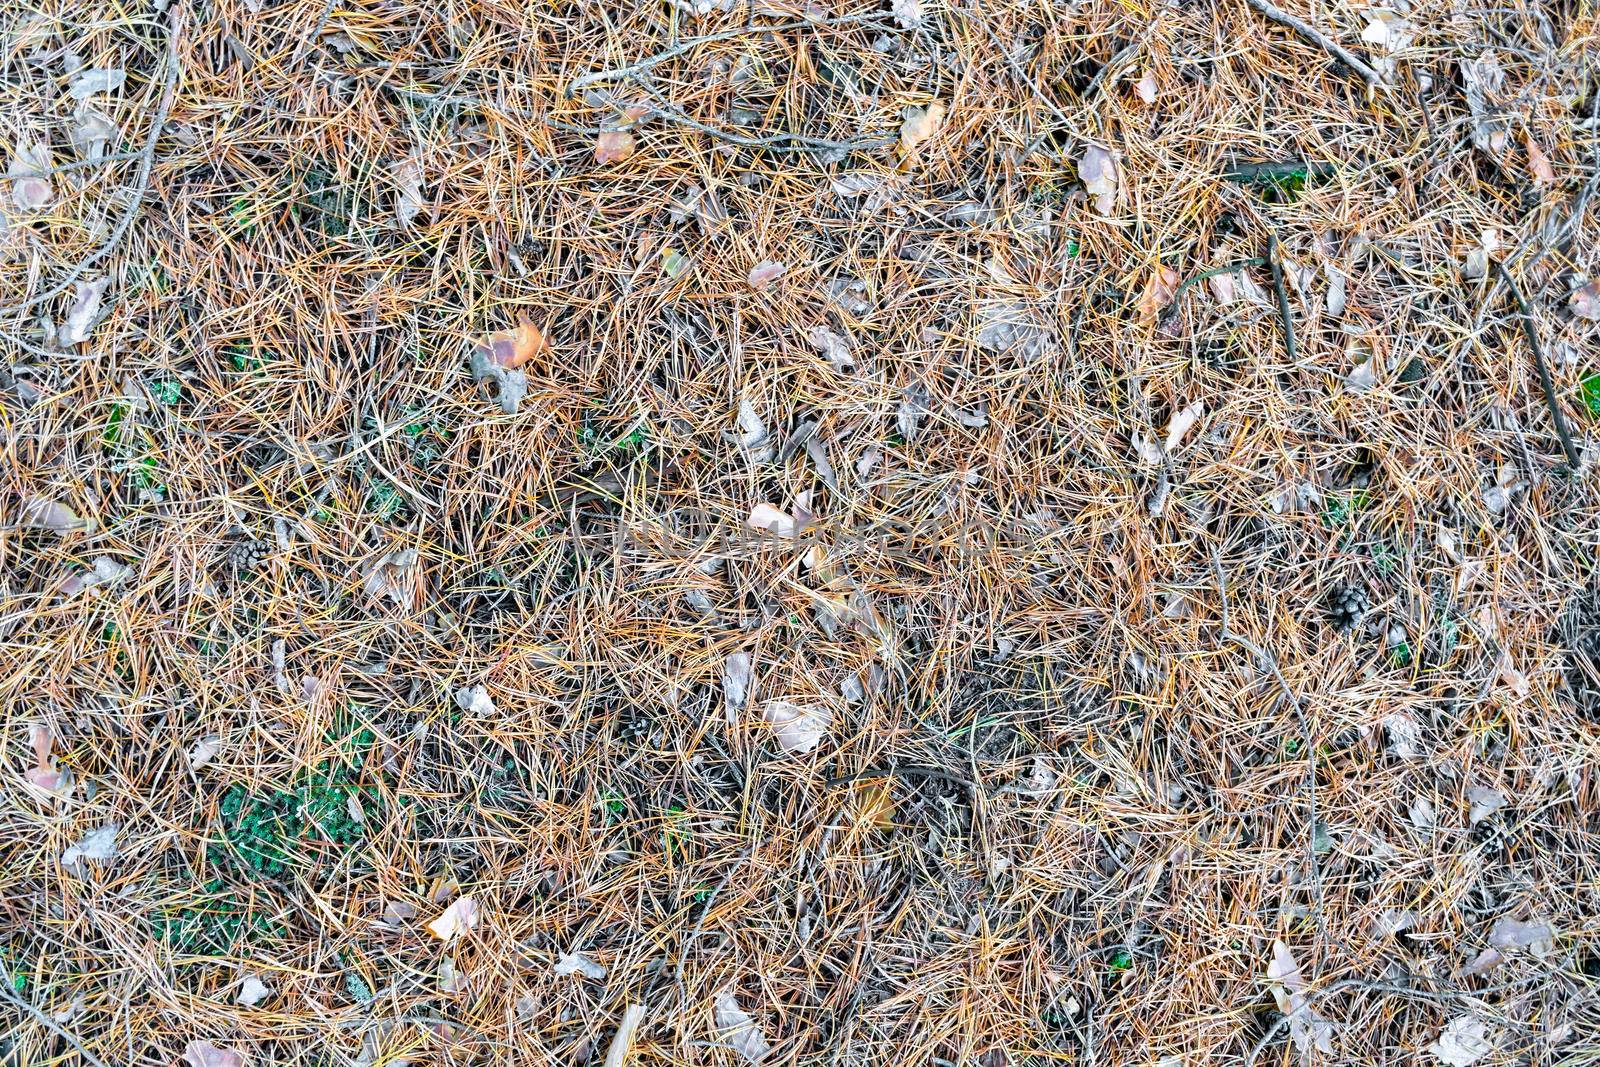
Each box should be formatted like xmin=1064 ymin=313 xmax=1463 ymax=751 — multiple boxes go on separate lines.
xmin=722 ymin=652 xmax=753 ymax=713
xmin=68 ymin=67 xmax=125 ymax=100
xmin=393 ymin=158 xmax=427 ymax=226
xmin=1138 ymin=265 xmax=1181 ymax=324
xmin=747 ymin=259 xmax=787 ymax=289
xmin=713 ymin=989 xmax=771 ymax=1063
xmin=1163 ymin=402 xmax=1204 ymax=454
xmin=9 ymin=142 xmax=54 ymax=210
xmin=747 ymin=503 xmax=800 ymax=538
xmin=1078 ymin=145 xmax=1119 ymax=216
xmin=427 ymin=896 xmax=481 ymax=941
xmin=1461 ymin=52 xmax=1507 ymax=154
xmin=1524 ymin=134 xmax=1555 ymax=186
xmin=454 ymin=685 xmax=496 ymax=716
xmin=1134 ymin=70 xmax=1157 ymax=104
xmin=237 ymin=974 xmax=271 ymax=1007
xmin=603 ymin=1004 xmax=647 ymax=1067
xmin=1570 ymin=281 xmax=1599 ymax=320
xmin=188 ymin=735 xmax=222 ymax=769
xmin=761 ymin=700 xmax=830 ymax=755
xmin=362 ymin=548 xmax=418 ymax=606
xmin=595 ymin=129 xmax=635 ymax=164
xmin=59 ymin=276 xmax=110 ymax=345
xmin=554 ymin=951 xmax=606 ymax=979
xmin=852 ymin=780 xmax=895 ymax=830
xmin=70 ymin=107 xmax=117 ymax=162
xmin=183 ymin=1042 xmax=246 ymax=1067
xmin=472 ymin=314 xmax=549 ymax=370
xmin=899 ymin=101 xmax=946 ymax=153
xmin=1488 ymin=916 xmax=1553 ymax=951
xmin=890 ymin=0 xmax=924 ymax=28
xmin=62 ymin=822 xmax=119 ymax=870
xmin=1467 ymin=784 xmax=1507 ymax=824
xmin=808 ymin=325 xmax=853 ymax=372
xmin=1429 ymin=1015 xmax=1494 ymax=1066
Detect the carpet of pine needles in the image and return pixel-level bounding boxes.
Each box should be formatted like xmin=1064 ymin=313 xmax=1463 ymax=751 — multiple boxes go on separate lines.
xmin=3 ymin=0 xmax=1600 ymax=1064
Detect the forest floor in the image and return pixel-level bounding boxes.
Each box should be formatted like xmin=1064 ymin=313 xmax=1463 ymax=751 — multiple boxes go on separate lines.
xmin=2 ymin=1 xmax=1599 ymax=1065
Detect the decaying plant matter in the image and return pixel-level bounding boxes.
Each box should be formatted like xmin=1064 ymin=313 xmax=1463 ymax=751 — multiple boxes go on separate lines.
xmin=2 ymin=1 xmax=1598 ymax=1065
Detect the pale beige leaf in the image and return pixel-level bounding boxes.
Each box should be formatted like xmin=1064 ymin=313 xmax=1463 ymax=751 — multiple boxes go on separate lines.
xmin=714 ymin=989 xmax=771 ymax=1063
xmin=747 ymin=260 xmax=786 ymax=289
xmin=761 ymin=700 xmax=830 ymax=754
xmin=1078 ymin=146 xmax=1119 ymax=216
xmin=899 ymin=101 xmax=946 ymax=152
xmin=427 ymin=896 xmax=481 ymax=941
xmin=183 ymin=1042 xmax=246 ymax=1067
xmin=1570 ymin=281 xmax=1599 ymax=320
xmin=747 ymin=503 xmax=799 ymax=538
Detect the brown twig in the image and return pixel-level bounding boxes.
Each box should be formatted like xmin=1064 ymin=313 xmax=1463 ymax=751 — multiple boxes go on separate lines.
xmin=2 ymin=3 xmax=184 ymax=321
xmin=1241 ymin=0 xmax=1385 ymax=87
xmin=1492 ymin=260 xmax=1583 ymax=471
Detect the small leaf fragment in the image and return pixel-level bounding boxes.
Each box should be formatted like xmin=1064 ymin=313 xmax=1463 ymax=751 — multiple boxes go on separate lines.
xmin=899 ymin=101 xmax=946 ymax=153
xmin=713 ymin=989 xmax=771 ymax=1063
xmin=761 ymin=699 xmax=830 ymax=754
xmin=68 ymin=67 xmax=125 ymax=100
xmin=595 ymin=129 xmax=635 ymax=164
xmin=1078 ymin=146 xmax=1119 ymax=216
xmin=427 ymin=896 xmax=481 ymax=941
xmin=747 ymin=259 xmax=787 ymax=289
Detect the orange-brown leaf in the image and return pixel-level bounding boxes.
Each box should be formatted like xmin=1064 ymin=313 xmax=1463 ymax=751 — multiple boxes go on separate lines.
xmin=1138 ymin=265 xmax=1182 ymax=324
xmin=1524 ymin=134 xmax=1555 ymax=186
xmin=595 ymin=130 xmax=635 ymax=164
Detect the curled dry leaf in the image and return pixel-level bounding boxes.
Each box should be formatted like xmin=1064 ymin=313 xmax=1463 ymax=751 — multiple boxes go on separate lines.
xmin=554 ymin=951 xmax=607 ymax=979
xmin=1456 ymin=947 xmax=1503 ymax=978
xmin=1488 ymin=916 xmax=1553 ymax=950
xmin=603 ymin=1004 xmax=647 ymax=1067
xmin=1078 ymin=145 xmax=1119 ymax=216
xmin=1461 ymin=51 xmax=1507 ymax=155
xmin=438 ymin=954 xmax=466 ymax=993
xmin=188 ymin=734 xmax=222 ymax=769
xmin=62 ymin=822 xmax=120 ymax=870
xmin=427 ymin=896 xmax=481 ymax=941
xmin=1461 ymin=228 xmax=1499 ymax=280
xmin=713 ymin=989 xmax=771 ymax=1063
xmin=59 ymin=276 xmax=110 ymax=345
xmin=747 ymin=260 xmax=787 ymax=289
xmin=68 ymin=67 xmax=125 ymax=100
xmin=898 ymin=101 xmax=946 ymax=153
xmin=1467 ymin=785 xmax=1506 ymax=824
xmin=22 ymin=497 xmax=92 ymax=534
xmin=362 ymin=548 xmax=418 ymax=606
xmin=1570 ymin=282 xmax=1599 ymax=321
xmin=1134 ymin=70 xmax=1157 ymax=104
xmin=71 ymin=107 xmax=118 ymax=162
xmin=454 ymin=685 xmax=496 ymax=716
xmin=1429 ymin=1015 xmax=1494 ymax=1067
xmin=393 ymin=158 xmax=427 ymax=226
xmin=595 ymin=130 xmax=635 ymax=164
xmin=747 ymin=503 xmax=800 ymax=538
xmin=808 ymin=325 xmax=853 ymax=372
xmin=1138 ymin=265 xmax=1181 ymax=324
xmin=1524 ymin=135 xmax=1555 ymax=186
xmin=1163 ymin=402 xmax=1203 ymax=454
xmin=237 ymin=974 xmax=271 ymax=1007
xmin=890 ymin=0 xmax=924 ymax=28
xmin=61 ymin=555 xmax=133 ymax=597
xmin=723 ymin=651 xmax=753 ymax=713
xmin=9 ymin=142 xmax=54 ymax=210
xmin=761 ymin=700 xmax=830 ymax=755
xmin=183 ymin=1042 xmax=246 ymax=1067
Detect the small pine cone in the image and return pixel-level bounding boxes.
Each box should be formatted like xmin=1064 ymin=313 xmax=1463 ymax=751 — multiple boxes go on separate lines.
xmin=227 ymin=538 xmax=269 ymax=572
xmin=1326 ymin=583 xmax=1369 ymax=633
